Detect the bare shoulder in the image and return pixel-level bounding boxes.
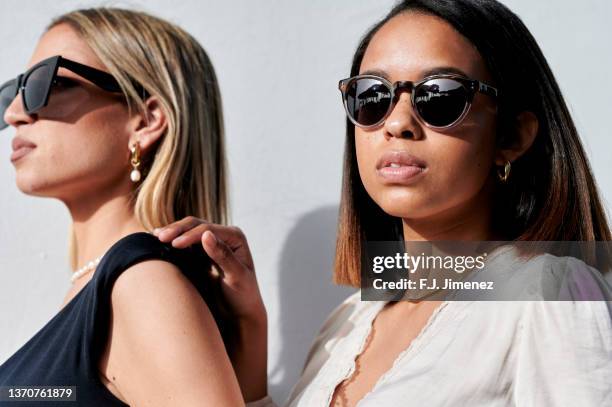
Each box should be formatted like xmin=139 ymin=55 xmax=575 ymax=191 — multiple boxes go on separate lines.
xmin=112 ymin=259 xmax=204 ymax=310
xmin=99 ymin=259 xmax=244 ymax=406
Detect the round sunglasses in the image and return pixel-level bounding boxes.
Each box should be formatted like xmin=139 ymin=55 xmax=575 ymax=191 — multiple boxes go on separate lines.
xmin=338 ymin=73 xmax=498 ymax=130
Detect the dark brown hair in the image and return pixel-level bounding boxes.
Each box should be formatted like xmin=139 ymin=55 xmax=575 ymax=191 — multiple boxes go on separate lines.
xmin=334 ymin=0 xmax=612 ymax=286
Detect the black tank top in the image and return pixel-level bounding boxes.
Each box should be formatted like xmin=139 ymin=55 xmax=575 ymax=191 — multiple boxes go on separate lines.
xmin=0 ymin=232 xmax=224 ymax=406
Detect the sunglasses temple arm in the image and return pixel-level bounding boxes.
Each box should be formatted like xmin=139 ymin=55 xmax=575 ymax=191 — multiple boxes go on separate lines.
xmin=478 ymin=81 xmax=498 ymax=98
xmin=59 ymin=58 xmax=123 ymax=93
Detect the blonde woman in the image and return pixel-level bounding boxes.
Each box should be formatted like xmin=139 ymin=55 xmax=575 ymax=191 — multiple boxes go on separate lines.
xmin=0 ymin=8 xmax=262 ymax=406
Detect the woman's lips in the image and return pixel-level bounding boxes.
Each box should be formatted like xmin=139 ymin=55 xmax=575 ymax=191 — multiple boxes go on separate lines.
xmin=11 ymin=136 xmax=37 ymax=163
xmin=377 ymin=164 xmax=426 ymax=183
xmin=10 ymin=146 xmax=35 ymax=163
xmin=376 ymin=150 xmax=427 ymax=184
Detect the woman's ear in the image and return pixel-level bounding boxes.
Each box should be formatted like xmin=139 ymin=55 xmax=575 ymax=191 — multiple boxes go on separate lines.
xmin=495 ymin=111 xmax=539 ymax=165
xmin=127 ymin=96 xmax=168 ymax=152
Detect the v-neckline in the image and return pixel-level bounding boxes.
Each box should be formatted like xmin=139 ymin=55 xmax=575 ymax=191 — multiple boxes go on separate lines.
xmin=326 ymin=299 xmax=451 ymax=407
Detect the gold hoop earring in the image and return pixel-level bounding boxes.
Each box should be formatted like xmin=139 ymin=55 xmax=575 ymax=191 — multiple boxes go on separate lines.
xmin=130 ymin=143 xmax=141 ymax=182
xmin=497 ymin=160 xmax=511 ymax=182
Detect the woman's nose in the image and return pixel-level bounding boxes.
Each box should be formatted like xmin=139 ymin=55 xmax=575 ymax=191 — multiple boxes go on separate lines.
xmin=383 ymin=92 xmax=424 ymax=140
xmin=4 ymin=92 xmax=35 ymax=128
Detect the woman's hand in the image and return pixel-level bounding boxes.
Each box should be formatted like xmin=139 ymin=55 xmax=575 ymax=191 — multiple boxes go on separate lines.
xmin=153 ymin=217 xmax=268 ymax=402
xmin=153 ymin=216 xmax=265 ymax=323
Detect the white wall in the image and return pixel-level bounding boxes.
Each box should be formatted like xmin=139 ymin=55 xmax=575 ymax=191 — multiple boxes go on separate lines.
xmin=0 ymin=0 xmax=610 ymax=402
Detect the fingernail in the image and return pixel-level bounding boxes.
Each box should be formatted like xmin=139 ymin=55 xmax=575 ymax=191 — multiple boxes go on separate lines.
xmin=206 ymin=231 xmax=217 ymax=244
xmin=153 ymin=228 xmax=161 ymax=235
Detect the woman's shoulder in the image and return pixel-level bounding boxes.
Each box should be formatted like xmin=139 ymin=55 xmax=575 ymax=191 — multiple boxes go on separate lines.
xmin=284 ymin=290 xmax=366 ymax=404
xmin=99 ymin=237 xmax=229 ymax=404
xmin=106 ymin=231 xmax=215 ymax=336
xmin=484 ymin=245 xmax=612 ymax=301
xmin=528 ymin=252 xmax=611 ymax=300
xmin=92 ymin=231 xmax=210 ymax=288
xmin=102 ymin=231 xmax=213 ymax=319
xmin=297 ymin=291 xmax=370 ymax=371
xmin=111 ymin=255 xmax=197 ymax=300
xmin=97 ymin=231 xmax=190 ymax=270
xmin=315 ymin=291 xmax=363 ymax=337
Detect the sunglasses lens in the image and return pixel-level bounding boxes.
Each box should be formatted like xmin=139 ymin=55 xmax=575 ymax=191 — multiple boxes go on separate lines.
xmin=23 ymin=64 xmax=52 ymax=113
xmin=0 ymin=81 xmax=18 ymax=130
xmin=414 ymin=78 xmax=469 ymax=127
xmin=344 ymin=77 xmax=392 ymax=126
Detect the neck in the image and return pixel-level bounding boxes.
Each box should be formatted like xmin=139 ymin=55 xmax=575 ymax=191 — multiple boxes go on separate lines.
xmin=67 ymin=191 xmax=147 ymax=271
xmin=402 ymin=178 xmax=502 ymax=241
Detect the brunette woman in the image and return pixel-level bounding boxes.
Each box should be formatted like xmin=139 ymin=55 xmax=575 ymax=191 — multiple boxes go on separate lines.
xmin=158 ymin=1 xmax=611 ymax=406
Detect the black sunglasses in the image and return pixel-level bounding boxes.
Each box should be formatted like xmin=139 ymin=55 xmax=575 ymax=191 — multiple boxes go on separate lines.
xmin=338 ymin=73 xmax=498 ymax=130
xmin=0 ymin=55 xmax=144 ymax=130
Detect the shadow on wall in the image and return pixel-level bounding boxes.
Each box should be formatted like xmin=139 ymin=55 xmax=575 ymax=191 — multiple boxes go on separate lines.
xmin=269 ymin=205 xmax=356 ymax=403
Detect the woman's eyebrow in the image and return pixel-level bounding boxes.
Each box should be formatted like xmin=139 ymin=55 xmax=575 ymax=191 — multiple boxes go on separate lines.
xmin=420 ymin=66 xmax=470 ymax=78
xmin=359 ymin=69 xmax=390 ymax=79
xmin=360 ymin=66 xmax=471 ymax=80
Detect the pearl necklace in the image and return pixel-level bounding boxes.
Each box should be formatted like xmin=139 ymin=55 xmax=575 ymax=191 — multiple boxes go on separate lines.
xmin=71 ymin=255 xmax=104 ymax=283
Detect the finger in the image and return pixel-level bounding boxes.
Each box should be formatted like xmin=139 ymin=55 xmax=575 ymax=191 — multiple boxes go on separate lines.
xmin=155 ymin=216 xmax=208 ymax=242
xmin=172 ymin=224 xmax=247 ymax=252
xmin=201 ymin=231 xmax=247 ymax=284
xmin=170 ymin=223 xmax=212 ymax=248
xmin=205 ymin=225 xmax=254 ymax=266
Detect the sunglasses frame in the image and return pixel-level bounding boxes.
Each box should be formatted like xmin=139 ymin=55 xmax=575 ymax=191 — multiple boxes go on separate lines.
xmin=338 ymin=73 xmax=498 ymax=131
xmin=0 ymin=55 xmax=144 ymax=130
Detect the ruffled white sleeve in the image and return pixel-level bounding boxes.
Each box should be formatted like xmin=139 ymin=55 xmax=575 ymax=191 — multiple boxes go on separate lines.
xmin=513 ymin=297 xmax=611 ymax=405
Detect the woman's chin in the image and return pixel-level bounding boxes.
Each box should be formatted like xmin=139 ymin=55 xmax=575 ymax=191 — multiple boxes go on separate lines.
xmin=379 ymin=202 xmax=426 ymax=220
xmin=15 ymin=175 xmax=54 ymax=197
xmin=375 ymin=193 xmax=429 ymax=219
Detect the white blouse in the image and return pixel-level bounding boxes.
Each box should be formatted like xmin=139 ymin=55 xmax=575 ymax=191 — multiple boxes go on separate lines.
xmin=248 ymin=246 xmax=612 ymax=407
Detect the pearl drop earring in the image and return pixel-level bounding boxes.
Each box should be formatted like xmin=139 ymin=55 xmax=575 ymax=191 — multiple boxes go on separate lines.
xmin=130 ymin=143 xmax=141 ymax=182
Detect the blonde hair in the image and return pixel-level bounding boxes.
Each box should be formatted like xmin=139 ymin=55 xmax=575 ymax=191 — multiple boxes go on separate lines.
xmin=48 ymin=8 xmax=228 ymax=269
